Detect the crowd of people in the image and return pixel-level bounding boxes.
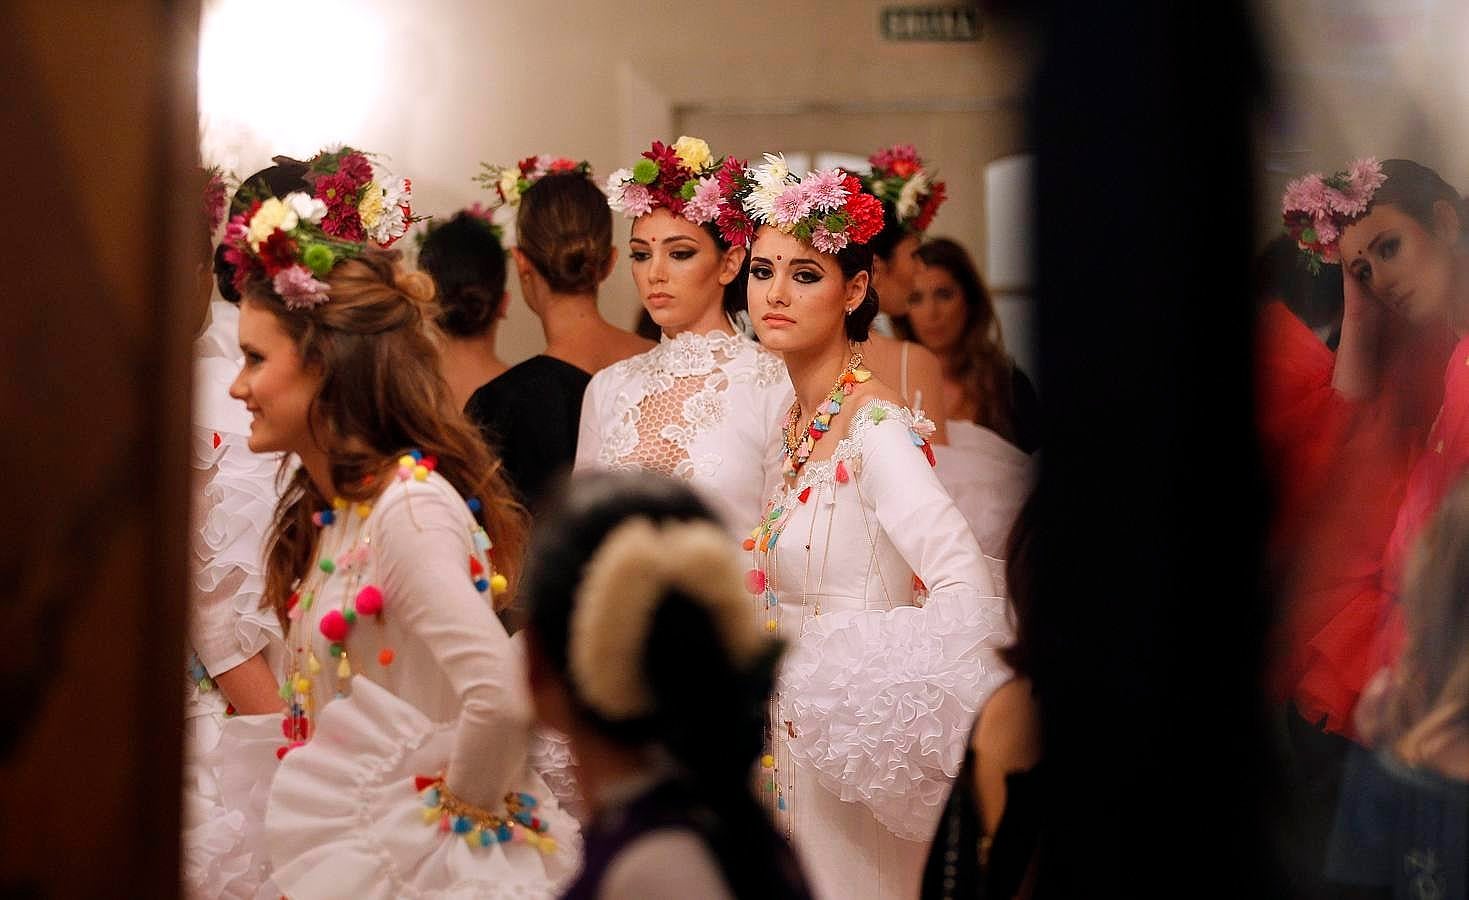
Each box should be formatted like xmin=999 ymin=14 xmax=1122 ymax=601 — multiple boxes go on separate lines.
xmin=182 ymin=137 xmax=1467 ymax=899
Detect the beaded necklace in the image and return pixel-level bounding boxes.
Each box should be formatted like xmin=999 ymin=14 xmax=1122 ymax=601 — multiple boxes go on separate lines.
xmin=781 ymin=352 xmax=870 ymax=480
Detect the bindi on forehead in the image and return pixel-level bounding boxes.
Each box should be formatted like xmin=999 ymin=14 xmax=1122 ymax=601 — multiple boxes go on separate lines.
xmin=776 ymin=254 xmax=782 ymax=260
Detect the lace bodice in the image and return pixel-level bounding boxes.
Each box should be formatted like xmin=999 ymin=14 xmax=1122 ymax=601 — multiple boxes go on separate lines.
xmin=576 ymin=329 xmax=791 ymax=532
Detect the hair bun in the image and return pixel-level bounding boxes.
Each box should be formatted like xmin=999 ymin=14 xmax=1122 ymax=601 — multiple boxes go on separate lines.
xmin=394 ymin=269 xmax=437 ymax=307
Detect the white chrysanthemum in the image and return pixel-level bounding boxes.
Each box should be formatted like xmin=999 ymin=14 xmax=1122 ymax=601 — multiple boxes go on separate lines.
xmin=285 ymin=192 xmax=327 ymax=226
xmin=744 ymin=153 xmax=792 ymax=225
xmin=604 ymin=167 xmax=633 ymax=212
xmin=896 ymin=170 xmax=929 ymax=222
xmin=570 ymin=518 xmax=767 ymax=720
xmin=497 ymin=169 xmax=521 ymax=207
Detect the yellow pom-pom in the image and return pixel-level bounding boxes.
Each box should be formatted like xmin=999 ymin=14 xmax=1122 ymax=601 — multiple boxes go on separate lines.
xmin=356 ymin=503 xmax=372 ymax=518
xmin=765 ymin=620 xmax=778 ymax=633
xmin=293 ymin=676 xmax=311 ymax=694
xmin=464 ymin=831 xmax=480 ymax=847
xmin=489 ymin=573 xmax=508 ymax=595
xmin=538 ymin=837 xmax=557 ymax=855
xmin=421 ymin=806 xmax=441 ymax=824
xmin=413 ymin=464 xmax=429 ymax=481
xmin=761 ymin=754 xmax=775 ymax=769
xmin=332 ymin=496 xmax=348 ymax=511
xmin=398 ymin=454 xmax=415 ymax=468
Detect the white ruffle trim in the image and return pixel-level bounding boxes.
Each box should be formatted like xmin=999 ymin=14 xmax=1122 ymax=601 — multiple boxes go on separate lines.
xmin=526 ymin=727 xmax=587 ymax=824
xmin=265 ymin=677 xmax=581 ymax=900
xmin=184 ymin=712 xmax=282 ymax=900
xmin=779 ymin=589 xmax=1013 ymax=842
xmin=190 ymin=423 xmax=288 ymax=675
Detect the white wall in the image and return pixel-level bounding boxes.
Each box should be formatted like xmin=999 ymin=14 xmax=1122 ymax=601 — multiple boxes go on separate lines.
xmin=200 ymin=0 xmax=1035 ymax=363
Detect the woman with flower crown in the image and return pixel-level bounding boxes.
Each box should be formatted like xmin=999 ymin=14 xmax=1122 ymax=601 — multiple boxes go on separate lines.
xmin=206 ymin=147 xmax=579 ymax=899
xmin=465 ymin=156 xmax=653 ymax=513
xmin=576 ymin=136 xmax=793 ymax=533
xmin=731 ymin=156 xmax=1012 ymax=900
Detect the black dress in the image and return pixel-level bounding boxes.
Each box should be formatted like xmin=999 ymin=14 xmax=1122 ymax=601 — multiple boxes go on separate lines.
xmin=464 ymin=355 xmax=590 ymax=513
xmin=921 ymin=742 xmax=1042 ymax=899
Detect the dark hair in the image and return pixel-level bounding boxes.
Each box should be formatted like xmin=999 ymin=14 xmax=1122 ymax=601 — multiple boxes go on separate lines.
xmin=913 ymin=238 xmax=1024 ymax=441
xmin=836 ymin=242 xmax=879 ymax=341
xmin=1252 ymin=233 xmax=1343 ymax=338
xmin=866 ymin=197 xmax=910 ymax=263
xmin=703 ymin=222 xmax=751 ymax=319
xmin=212 ymin=157 xmax=311 ymax=303
xmin=1371 ymin=159 xmax=1469 ymax=238
xmin=418 ymin=212 xmax=507 ymax=338
xmin=522 ymin=470 xmax=802 ymax=899
xmin=515 ymin=172 xmax=611 ymax=294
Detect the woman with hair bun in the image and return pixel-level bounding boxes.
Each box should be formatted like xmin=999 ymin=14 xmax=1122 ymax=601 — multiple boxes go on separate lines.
xmin=521 ymin=469 xmax=812 ymax=899
xmin=576 ymin=137 xmax=791 ymax=534
xmin=467 ymin=157 xmax=652 ymax=512
xmin=417 ymin=208 xmax=512 ymax=408
xmin=735 ymin=157 xmax=1012 ymax=899
xmin=209 ymin=146 xmax=578 ymax=898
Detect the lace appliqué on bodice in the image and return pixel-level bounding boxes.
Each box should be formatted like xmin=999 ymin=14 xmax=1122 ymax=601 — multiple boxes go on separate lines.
xmin=600 ymin=330 xmax=785 ymax=481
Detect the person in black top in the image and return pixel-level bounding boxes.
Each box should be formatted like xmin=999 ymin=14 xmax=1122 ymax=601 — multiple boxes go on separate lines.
xmin=463 ymin=171 xmax=652 ymax=512
xmin=521 ymin=470 xmax=812 ymax=900
xmin=418 ymin=210 xmax=511 ymax=408
xmin=923 ymin=490 xmax=1043 ymax=899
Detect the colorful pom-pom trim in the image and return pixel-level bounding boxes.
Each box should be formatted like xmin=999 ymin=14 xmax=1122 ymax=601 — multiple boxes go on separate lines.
xmin=413 ymin=775 xmax=557 ymax=854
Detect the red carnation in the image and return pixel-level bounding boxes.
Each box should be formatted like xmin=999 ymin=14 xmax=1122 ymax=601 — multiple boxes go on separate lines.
xmin=911 ymin=180 xmax=947 ymax=233
xmin=337 ymin=152 xmax=374 ymax=188
xmin=843 ymin=192 xmax=885 ymax=245
xmin=548 ymin=158 xmax=578 ymax=172
xmin=717 ymin=206 xmax=753 ymax=247
xmin=841 ymin=174 xmax=864 ymax=196
xmin=316 ymin=173 xmax=360 ymax=212
xmin=717 ymin=157 xmax=747 ymax=194
xmin=258 ymin=229 xmax=299 ymax=277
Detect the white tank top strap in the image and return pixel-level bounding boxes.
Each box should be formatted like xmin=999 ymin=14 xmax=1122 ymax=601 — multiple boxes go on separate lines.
xmin=899 ymin=340 xmax=911 ymax=405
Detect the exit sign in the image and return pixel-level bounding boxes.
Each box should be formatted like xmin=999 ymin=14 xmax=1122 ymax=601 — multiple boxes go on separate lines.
xmin=881 ymin=5 xmax=983 ymax=42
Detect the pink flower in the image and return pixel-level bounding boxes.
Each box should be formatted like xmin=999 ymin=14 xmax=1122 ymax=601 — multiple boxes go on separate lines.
xmin=272 ymin=265 xmax=332 ymax=309
xmin=802 ymin=168 xmax=850 ymax=212
xmin=620 ymin=182 xmax=654 ymax=217
xmin=683 ymin=176 xmax=724 ymax=225
xmin=869 ymin=144 xmax=920 ymax=177
xmin=1349 ymin=157 xmax=1386 ymax=195
xmin=811 ymin=224 xmax=849 ymax=254
xmin=773 ymin=185 xmax=811 ymax=226
xmin=225 ymin=215 xmax=249 ymax=243
xmin=1313 ymin=216 xmax=1339 ymax=247
xmin=1281 ymin=174 xmax=1329 ymax=216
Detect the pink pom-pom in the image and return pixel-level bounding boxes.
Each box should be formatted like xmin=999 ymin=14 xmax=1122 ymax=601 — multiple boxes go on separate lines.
xmin=835 ymin=460 xmax=849 ymax=483
xmin=744 ymin=568 xmax=767 ymax=594
xmin=319 ymin=609 xmax=349 ymax=642
xmin=354 ymin=585 xmax=384 ymax=616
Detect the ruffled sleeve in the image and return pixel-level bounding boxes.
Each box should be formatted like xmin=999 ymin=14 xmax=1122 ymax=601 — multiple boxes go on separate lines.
xmin=781 ymin=404 xmax=1013 ymax=841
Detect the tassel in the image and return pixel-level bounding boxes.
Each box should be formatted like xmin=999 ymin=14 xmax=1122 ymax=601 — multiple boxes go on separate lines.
xmin=337 ymin=655 xmax=352 ymax=680
xmin=307 ymin=653 xmax=321 ymax=675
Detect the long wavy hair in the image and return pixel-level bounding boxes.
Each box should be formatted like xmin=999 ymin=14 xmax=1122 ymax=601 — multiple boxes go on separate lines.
xmin=248 ymin=250 xmax=528 ymax=623
xmin=910 ymin=238 xmax=1019 ymax=441
xmin=1379 ymin=474 xmax=1469 ymax=768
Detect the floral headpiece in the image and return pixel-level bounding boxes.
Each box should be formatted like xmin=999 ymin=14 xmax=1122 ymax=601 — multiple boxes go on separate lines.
xmin=221 ymin=146 xmax=417 ymax=309
xmin=203 ymin=165 xmax=234 ymax=236
xmin=862 ymin=144 xmax=947 ymax=234
xmin=476 ymin=155 xmax=593 ymax=210
xmin=604 ymin=136 xmax=756 ymax=247
xmin=1282 ymin=157 xmax=1387 ymax=272
xmin=731 ymin=154 xmax=886 ymax=254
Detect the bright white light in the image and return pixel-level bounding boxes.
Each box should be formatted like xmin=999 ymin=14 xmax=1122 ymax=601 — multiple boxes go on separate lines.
xmin=198 ymin=0 xmax=385 ymax=166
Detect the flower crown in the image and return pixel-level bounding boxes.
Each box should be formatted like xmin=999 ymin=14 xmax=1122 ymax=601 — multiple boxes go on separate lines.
xmin=862 ymin=144 xmax=947 ymax=234
xmin=604 ymin=136 xmax=757 ymax=247
xmin=1282 ymin=157 xmax=1387 ymax=272
xmin=476 ymin=155 xmax=593 ymax=210
xmin=221 ymin=147 xmax=417 ymax=309
xmin=732 ymin=154 xmax=886 ymax=254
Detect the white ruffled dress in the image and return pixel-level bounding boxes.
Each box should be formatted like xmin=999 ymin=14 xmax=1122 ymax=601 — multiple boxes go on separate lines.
xmin=749 ymin=400 xmax=1012 ymax=900
xmin=211 ymin=470 xmax=580 ymax=899
xmin=575 ymin=328 xmax=792 ymax=533
xmin=184 ymin=299 xmax=290 ymax=899
xmin=931 ymin=419 xmax=1035 ymax=557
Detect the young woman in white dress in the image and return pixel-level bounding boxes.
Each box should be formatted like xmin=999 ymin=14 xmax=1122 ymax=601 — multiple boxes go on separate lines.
xmin=733 ymin=157 xmax=1013 ymax=900
xmin=209 ymin=147 xmax=579 ymax=898
xmin=577 ymin=137 xmax=792 ymax=533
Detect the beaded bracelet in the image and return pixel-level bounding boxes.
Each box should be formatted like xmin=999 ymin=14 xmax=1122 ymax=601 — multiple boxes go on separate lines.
xmin=413 ymin=775 xmax=557 ymax=854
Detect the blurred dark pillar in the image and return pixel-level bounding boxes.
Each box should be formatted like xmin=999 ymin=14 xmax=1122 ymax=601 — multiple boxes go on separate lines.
xmin=1028 ymin=2 xmax=1281 ymax=894
xmin=0 ymin=1 xmax=199 ymax=897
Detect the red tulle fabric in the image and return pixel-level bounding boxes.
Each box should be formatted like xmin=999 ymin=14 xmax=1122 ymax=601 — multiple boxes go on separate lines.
xmin=1259 ymin=303 xmax=1460 ymax=739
